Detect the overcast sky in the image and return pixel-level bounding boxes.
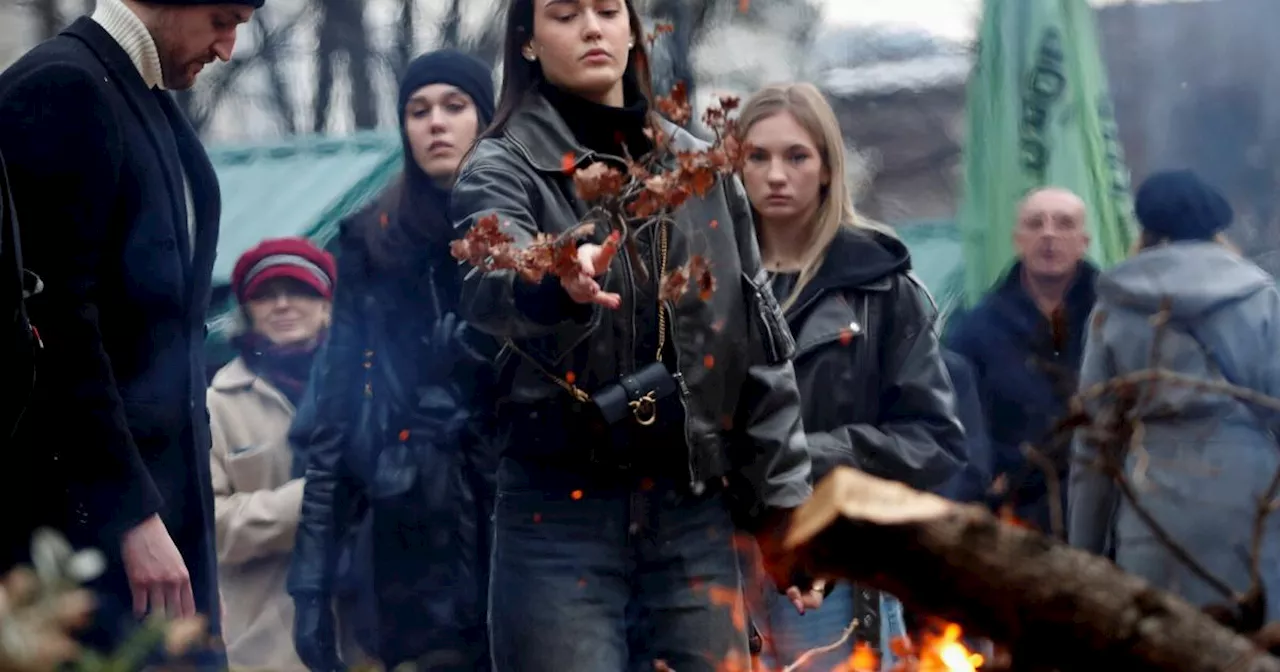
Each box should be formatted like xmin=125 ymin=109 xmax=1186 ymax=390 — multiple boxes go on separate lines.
xmin=817 ymin=0 xmax=1177 ymax=39
xmin=818 ymin=0 xmax=980 ymax=39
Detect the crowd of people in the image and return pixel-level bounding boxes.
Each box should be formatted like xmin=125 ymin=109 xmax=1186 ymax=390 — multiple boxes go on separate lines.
xmin=3 ymin=0 xmax=1279 ymax=671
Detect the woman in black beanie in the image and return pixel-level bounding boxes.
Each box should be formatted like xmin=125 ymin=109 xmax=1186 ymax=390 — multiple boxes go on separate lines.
xmin=287 ymin=49 xmax=499 ymax=671
xmin=1069 ymin=169 xmax=1280 ymax=620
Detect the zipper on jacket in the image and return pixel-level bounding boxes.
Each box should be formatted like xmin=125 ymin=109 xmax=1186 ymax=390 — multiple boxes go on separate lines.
xmin=672 ymin=354 xmax=699 ymax=493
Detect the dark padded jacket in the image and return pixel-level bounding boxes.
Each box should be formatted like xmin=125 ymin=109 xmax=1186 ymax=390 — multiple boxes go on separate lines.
xmin=287 ymin=201 xmax=498 ymax=669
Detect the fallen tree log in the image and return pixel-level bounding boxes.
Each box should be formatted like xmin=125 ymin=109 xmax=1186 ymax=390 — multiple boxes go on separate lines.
xmin=776 ymin=467 xmax=1280 ymax=672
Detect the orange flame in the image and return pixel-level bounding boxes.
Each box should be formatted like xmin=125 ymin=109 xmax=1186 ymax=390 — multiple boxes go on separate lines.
xmin=916 ymin=623 xmax=984 ymax=672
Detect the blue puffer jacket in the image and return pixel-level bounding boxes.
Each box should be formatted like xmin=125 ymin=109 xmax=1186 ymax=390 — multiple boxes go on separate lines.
xmin=287 ymin=201 xmax=500 ymax=670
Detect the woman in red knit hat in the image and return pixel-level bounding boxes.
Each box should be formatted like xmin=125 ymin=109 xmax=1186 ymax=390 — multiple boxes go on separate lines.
xmin=207 ymin=236 xmax=339 ymax=672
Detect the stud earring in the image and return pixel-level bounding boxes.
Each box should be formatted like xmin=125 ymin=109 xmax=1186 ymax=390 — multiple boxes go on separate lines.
xmin=523 ymin=51 xmax=537 ymax=62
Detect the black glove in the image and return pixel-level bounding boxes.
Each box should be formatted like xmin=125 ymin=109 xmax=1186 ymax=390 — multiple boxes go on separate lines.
xmin=293 ymin=593 xmax=343 ymax=672
xmin=422 ymin=312 xmax=471 ymax=370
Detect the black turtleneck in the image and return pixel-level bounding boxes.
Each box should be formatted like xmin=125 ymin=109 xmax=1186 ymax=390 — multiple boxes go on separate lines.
xmin=526 ymin=76 xmax=684 ymax=475
xmin=537 ymin=76 xmax=653 ymax=160
xmin=539 ymin=76 xmax=676 ymax=391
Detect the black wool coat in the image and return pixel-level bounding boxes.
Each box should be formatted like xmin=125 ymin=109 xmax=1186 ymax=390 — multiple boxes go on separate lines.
xmin=0 ymin=17 xmax=223 ymax=649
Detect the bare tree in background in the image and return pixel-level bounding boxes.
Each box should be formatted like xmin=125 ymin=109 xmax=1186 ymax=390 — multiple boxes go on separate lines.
xmin=255 ymin=10 xmax=296 ymax=135
xmin=643 ymin=0 xmax=717 ymax=122
xmin=178 ymin=6 xmax=306 ymax=135
xmin=313 ymin=0 xmax=376 ymax=133
xmin=15 ymin=0 xmax=67 ymax=41
xmin=391 ymin=0 xmax=414 ymax=80
xmin=429 ymin=0 xmax=502 ymax=67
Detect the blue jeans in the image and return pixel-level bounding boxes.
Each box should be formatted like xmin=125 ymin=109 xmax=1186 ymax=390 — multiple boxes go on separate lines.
xmin=752 ymin=584 xmax=908 ymax=671
xmin=741 ymin=539 xmax=908 ymax=672
xmin=488 ymin=458 xmax=750 ymax=672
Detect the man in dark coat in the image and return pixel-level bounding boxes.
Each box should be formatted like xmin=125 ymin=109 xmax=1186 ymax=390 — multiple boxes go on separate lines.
xmin=946 ymin=187 xmax=1098 ymax=534
xmin=0 ymin=0 xmax=261 ymax=654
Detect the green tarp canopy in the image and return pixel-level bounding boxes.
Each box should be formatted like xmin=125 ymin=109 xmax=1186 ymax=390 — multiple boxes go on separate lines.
xmin=895 ymin=220 xmax=967 ymax=328
xmin=209 ymin=129 xmax=403 ymax=285
xmin=203 ymin=130 xmax=403 ymax=371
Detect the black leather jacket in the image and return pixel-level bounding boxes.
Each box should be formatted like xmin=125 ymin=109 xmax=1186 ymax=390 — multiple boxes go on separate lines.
xmin=778 ymin=226 xmax=965 ymax=649
xmin=784 ymin=227 xmax=965 ymax=488
xmin=448 ymin=90 xmax=811 ymax=516
xmin=287 ymin=205 xmax=498 ymax=668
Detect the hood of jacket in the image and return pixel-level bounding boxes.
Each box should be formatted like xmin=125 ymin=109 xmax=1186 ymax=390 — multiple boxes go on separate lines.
xmin=787 ymin=226 xmax=912 ymax=317
xmin=1098 ymin=242 xmax=1271 ymax=320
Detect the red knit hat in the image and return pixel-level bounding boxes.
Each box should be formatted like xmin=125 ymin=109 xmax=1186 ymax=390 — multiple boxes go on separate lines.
xmin=231 ymin=237 xmax=336 ymax=303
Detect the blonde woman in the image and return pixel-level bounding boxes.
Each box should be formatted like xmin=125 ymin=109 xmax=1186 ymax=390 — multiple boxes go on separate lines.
xmin=736 ymin=83 xmax=966 ymax=668
xmin=1069 ymin=170 xmax=1280 ymax=618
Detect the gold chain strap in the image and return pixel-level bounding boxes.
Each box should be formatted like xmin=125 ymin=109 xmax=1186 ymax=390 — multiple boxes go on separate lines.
xmin=505 ymin=220 xmax=670 ymax=403
xmin=655 ymin=218 xmax=669 ymax=363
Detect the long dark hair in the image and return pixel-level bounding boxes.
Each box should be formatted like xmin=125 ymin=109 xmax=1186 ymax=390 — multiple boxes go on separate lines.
xmin=481 ymin=0 xmax=657 ymax=140
xmin=365 ymin=61 xmax=495 ymax=272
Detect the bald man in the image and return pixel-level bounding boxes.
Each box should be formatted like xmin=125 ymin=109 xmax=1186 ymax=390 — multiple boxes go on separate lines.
xmin=945 ymin=187 xmax=1098 ymax=534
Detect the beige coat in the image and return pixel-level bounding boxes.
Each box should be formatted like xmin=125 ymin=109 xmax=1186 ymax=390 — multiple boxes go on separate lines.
xmin=208 ymin=356 xmax=306 ymax=672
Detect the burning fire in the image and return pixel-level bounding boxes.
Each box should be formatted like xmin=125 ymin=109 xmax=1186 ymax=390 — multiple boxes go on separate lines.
xmin=674 ymin=619 xmax=984 ymax=672
xmin=837 ymin=622 xmax=984 ymax=672
xmin=915 ymin=623 xmax=985 ymax=671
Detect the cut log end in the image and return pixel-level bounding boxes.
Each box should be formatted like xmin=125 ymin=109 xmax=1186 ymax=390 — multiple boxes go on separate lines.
xmin=784 ymin=467 xmax=953 ymax=551
xmin=781 ymin=467 xmax=1280 ymax=672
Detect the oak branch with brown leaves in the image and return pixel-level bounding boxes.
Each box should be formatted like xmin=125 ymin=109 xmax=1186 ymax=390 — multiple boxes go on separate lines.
xmin=449 ymin=68 xmax=741 ymax=305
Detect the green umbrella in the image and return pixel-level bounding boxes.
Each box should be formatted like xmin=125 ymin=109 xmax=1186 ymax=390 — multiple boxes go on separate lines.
xmin=958 ymin=0 xmax=1138 ymax=306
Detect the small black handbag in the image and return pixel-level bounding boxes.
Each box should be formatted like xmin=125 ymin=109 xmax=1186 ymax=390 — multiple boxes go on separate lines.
xmin=585 ymin=359 xmax=683 ymax=464
xmin=504 ymin=220 xmax=684 ymax=466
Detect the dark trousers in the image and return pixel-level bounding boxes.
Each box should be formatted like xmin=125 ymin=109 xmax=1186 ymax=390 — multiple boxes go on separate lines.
xmin=488 ymin=457 xmax=749 ymax=672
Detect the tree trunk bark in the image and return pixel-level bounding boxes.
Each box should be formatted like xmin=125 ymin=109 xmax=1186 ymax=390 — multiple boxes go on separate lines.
xmin=438 ymin=0 xmax=463 ymax=49
xmin=254 ymin=13 xmax=296 ymax=135
xmin=337 ymin=0 xmax=376 ymax=130
xmin=312 ymin=1 xmax=337 ymax=134
xmin=777 ymin=467 xmax=1280 ymax=672
xmin=393 ymin=0 xmax=414 ymax=80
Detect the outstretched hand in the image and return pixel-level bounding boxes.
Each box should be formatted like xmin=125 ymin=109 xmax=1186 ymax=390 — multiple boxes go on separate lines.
xmin=561 ymin=243 xmax=622 ymax=309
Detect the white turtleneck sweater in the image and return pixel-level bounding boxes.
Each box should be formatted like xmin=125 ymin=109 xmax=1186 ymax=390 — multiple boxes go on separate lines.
xmin=91 ymin=0 xmax=197 ymax=259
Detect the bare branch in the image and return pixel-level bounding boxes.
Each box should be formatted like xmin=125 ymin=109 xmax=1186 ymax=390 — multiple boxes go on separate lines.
xmin=780 ymin=618 xmax=857 ymax=672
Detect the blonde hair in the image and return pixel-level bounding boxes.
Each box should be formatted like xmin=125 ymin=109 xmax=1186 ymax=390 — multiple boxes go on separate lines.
xmin=737 ymin=82 xmax=881 ymax=310
xmin=1131 ymin=230 xmax=1239 ymax=256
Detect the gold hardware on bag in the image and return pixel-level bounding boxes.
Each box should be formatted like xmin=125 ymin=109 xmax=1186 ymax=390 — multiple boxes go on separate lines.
xmin=504 ymin=220 xmax=672 ymax=407
xmin=629 ymin=391 xmax=658 ymax=426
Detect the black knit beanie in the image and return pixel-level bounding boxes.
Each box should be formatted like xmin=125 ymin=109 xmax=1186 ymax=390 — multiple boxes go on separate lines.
xmin=1134 ymin=169 xmax=1233 ymax=242
xmin=397 ymin=49 xmax=496 ymax=128
xmin=144 ymin=0 xmax=265 ymax=7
